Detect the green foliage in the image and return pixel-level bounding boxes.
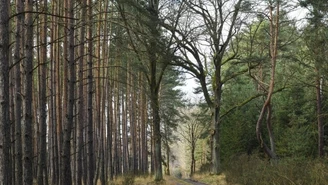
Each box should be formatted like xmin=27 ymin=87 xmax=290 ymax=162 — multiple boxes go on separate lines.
xmin=220 ymin=99 xmax=260 ymax=159
xmin=215 ymin=6 xmax=323 ymax=163
xmin=220 ymin=65 xmax=261 ymax=160
xmin=160 ymin=66 xmax=186 ymax=132
xmin=198 ymin=162 xmax=212 ymax=173
xmin=300 ymin=0 xmax=328 ymax=25
xmin=160 ymin=66 xmax=186 ymax=176
xmin=224 ymin=155 xmax=328 ymax=185
xmin=272 ymin=84 xmax=317 ymax=158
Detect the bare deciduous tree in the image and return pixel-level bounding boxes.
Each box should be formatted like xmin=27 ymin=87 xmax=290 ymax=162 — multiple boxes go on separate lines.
xmin=165 ymin=0 xmax=244 ymax=174
xmin=179 ymin=107 xmax=207 ymax=177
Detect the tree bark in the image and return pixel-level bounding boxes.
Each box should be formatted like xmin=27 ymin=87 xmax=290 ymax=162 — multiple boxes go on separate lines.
xmin=59 ymin=0 xmax=67 ymax=182
xmin=315 ymin=71 xmax=324 ymax=157
xmin=14 ymin=0 xmax=24 ymax=184
xmin=122 ymin=85 xmax=129 ymax=173
xmin=77 ymin=0 xmax=86 ymax=183
xmin=87 ymin=0 xmax=95 ymax=182
xmin=37 ymin=0 xmax=49 ymax=184
xmin=190 ymin=143 xmax=195 ymax=176
xmin=151 ymin=89 xmax=162 ymax=181
xmin=256 ymin=2 xmax=279 ymax=160
xmin=140 ymin=73 xmax=148 ymax=174
xmin=50 ymin=1 xmax=60 ymax=183
xmin=53 ymin=0 xmax=61 ymax=182
xmin=0 ymin=0 xmax=10 ymax=183
xmin=61 ymin=0 xmax=75 ymax=183
xmin=113 ymin=80 xmax=119 ymax=176
xmin=24 ymin=0 xmax=34 ymax=184
xmin=130 ymin=67 xmax=138 ymax=174
xmin=107 ymin=72 xmax=113 ymax=180
xmin=211 ymin=68 xmax=222 ymax=174
xmin=148 ymin=0 xmax=163 ymax=180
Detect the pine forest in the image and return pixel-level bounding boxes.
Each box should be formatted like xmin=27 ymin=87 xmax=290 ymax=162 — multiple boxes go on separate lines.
xmin=0 ymin=0 xmax=328 ymax=184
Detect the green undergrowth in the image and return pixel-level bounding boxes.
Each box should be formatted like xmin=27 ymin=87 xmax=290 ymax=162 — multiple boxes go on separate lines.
xmin=223 ymin=154 xmax=328 ymax=185
xmin=192 ymin=173 xmax=228 ymax=185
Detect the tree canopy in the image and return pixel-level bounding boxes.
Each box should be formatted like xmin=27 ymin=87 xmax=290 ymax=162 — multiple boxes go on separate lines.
xmin=0 ymin=0 xmax=327 ymax=184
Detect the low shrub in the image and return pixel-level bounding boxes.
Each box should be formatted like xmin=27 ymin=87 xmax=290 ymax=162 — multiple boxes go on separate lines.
xmin=199 ymin=163 xmax=212 ymax=173
xmin=122 ymin=173 xmax=135 ymax=185
xmin=223 ymin=154 xmax=328 ymax=185
xmin=172 ymin=168 xmax=183 ymax=178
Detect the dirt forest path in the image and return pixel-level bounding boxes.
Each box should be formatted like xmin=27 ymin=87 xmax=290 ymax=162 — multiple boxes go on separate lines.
xmin=166 ymin=176 xmax=209 ymax=185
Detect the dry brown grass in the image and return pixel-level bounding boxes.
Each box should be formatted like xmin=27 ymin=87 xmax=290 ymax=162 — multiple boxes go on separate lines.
xmin=96 ymin=157 xmax=328 ymax=185
xmin=107 ymin=174 xmax=188 ymax=185
xmin=192 ymin=173 xmax=228 ymax=185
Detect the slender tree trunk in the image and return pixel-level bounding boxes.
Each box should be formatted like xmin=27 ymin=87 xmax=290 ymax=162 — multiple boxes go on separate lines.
xmin=77 ymin=0 xmax=86 ymax=183
xmin=315 ymin=71 xmax=324 ymax=157
xmin=130 ymin=67 xmax=138 ymax=174
xmin=256 ymin=2 xmax=279 ymax=160
xmin=113 ymin=49 xmax=122 ymax=177
xmin=24 ymin=0 xmax=34 ymax=184
xmin=165 ymin=144 xmax=170 ymax=175
xmin=164 ymin=123 xmax=170 ymax=176
xmin=61 ymin=0 xmax=75 ymax=183
xmin=14 ymin=0 xmax=24 ymax=184
xmin=95 ymin=3 xmax=102 ymax=182
xmin=37 ymin=0 xmax=48 ymax=184
xmin=107 ymin=70 xmax=113 ymax=180
xmin=100 ymin=91 xmax=106 ymax=185
xmin=122 ymin=82 xmax=128 ymax=173
xmin=100 ymin=9 xmax=107 ymax=184
xmin=116 ymin=84 xmax=122 ymax=176
xmin=113 ymin=81 xmax=118 ymax=177
xmin=8 ymin=8 xmax=14 ymax=182
xmin=53 ymin=0 xmax=60 ymax=182
xmin=50 ymin=1 xmax=59 ymax=183
xmin=150 ymin=123 xmax=154 ymax=175
xmin=190 ymin=143 xmax=195 ymax=177
xmin=32 ymin=69 xmax=38 ymax=180
xmin=0 ymin=0 xmax=10 ymax=183
xmin=49 ymin=6 xmax=56 ymax=182
xmin=87 ymin=0 xmax=95 ymax=182
xmin=266 ymin=104 xmax=276 ymax=153
xmin=48 ymin=51 xmax=53 ymax=185
xmin=10 ymin=52 xmax=15 ymax=185
xmin=140 ymin=73 xmax=148 ymax=174
xmin=59 ymin=0 xmax=66 ymax=182
xmin=101 ymin=0 xmax=110 ymax=180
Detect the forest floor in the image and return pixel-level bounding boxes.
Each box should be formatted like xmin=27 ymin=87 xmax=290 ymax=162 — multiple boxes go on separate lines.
xmin=165 ymin=174 xmax=229 ymax=185
xmin=109 ymin=173 xmax=228 ymax=185
xmin=166 ymin=176 xmax=209 ymax=185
